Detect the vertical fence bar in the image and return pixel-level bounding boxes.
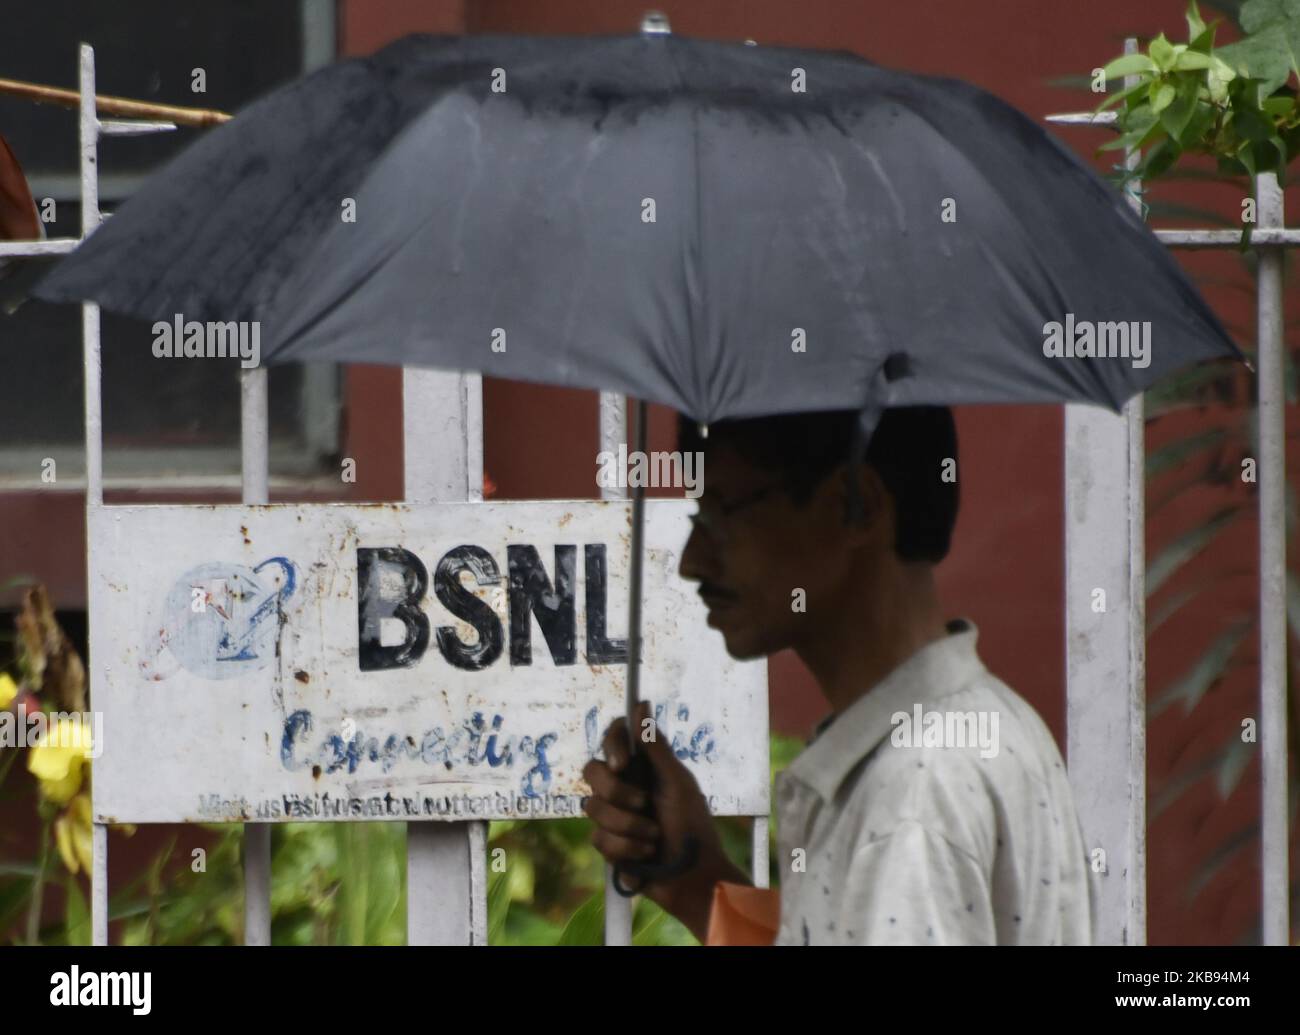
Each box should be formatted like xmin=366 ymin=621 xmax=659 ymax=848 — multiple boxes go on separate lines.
xmin=403 ymin=368 xmax=486 ymax=945
xmin=1255 ymin=172 xmax=1289 ymax=946
xmin=598 ymin=391 xmax=635 ymax=945
xmin=1064 ymin=375 xmax=1147 ymax=947
xmin=751 ymin=817 xmax=769 ymax=889
xmin=1065 ymin=38 xmax=1146 ymax=946
xmin=240 ymin=366 xmax=272 ymax=945
xmin=78 ymin=42 xmax=111 ymax=948
xmin=465 ymin=374 xmax=488 ymax=945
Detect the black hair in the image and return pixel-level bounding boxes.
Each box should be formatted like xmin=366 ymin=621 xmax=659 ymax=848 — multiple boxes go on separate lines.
xmin=676 ymin=405 xmax=959 ymax=563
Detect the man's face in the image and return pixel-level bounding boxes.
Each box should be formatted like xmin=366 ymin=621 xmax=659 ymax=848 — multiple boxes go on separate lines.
xmin=678 ymin=440 xmax=878 ymax=660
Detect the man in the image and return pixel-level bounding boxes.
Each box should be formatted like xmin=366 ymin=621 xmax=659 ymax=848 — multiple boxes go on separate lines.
xmin=581 ymin=406 xmax=1095 ymax=945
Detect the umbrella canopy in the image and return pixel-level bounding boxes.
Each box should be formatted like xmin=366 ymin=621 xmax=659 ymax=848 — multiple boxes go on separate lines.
xmin=33 ymin=30 xmax=1242 ymax=424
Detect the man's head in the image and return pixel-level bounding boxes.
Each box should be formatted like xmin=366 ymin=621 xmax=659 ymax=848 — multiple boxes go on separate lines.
xmin=676 ymin=405 xmax=959 ymax=660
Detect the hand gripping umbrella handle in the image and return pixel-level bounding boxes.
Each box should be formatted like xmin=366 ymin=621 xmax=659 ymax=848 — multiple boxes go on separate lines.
xmin=610 ymin=750 xmax=700 ymax=898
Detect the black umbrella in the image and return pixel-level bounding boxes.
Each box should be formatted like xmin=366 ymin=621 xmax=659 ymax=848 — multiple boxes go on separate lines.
xmin=31 ymin=17 xmax=1245 ymax=893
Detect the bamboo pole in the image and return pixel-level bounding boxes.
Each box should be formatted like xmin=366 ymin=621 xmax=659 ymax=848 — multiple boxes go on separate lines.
xmin=0 ymin=76 xmax=230 ymax=126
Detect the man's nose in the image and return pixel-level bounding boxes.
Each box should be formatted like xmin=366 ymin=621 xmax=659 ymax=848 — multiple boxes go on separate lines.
xmin=678 ymin=521 xmax=718 ymax=585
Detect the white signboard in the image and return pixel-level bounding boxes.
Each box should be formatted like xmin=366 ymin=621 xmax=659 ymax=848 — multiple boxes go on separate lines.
xmin=88 ymin=501 xmax=768 ymax=824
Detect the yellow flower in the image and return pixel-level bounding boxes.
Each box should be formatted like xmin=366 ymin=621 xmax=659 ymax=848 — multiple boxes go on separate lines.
xmin=0 ymin=672 xmax=17 ymax=709
xmin=27 ymin=716 xmax=92 ymax=804
xmin=55 ymin=793 xmax=94 ymax=874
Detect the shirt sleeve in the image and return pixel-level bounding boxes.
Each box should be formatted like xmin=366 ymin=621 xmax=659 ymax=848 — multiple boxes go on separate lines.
xmin=840 ymin=818 xmax=997 ymax=945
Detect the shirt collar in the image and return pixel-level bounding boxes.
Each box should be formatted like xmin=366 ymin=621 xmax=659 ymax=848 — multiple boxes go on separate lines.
xmin=782 ymin=618 xmax=985 ymax=804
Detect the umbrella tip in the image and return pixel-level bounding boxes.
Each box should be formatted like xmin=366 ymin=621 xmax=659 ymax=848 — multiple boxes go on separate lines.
xmin=640 ymin=11 xmax=671 ymax=35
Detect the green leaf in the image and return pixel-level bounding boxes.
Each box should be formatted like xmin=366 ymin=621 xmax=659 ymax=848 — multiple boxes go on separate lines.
xmin=1146 ymin=427 xmax=1228 ymax=477
xmin=1215 ymin=732 xmax=1254 ymax=798
xmin=1096 ymin=79 xmax=1153 ymax=113
xmin=64 ymin=875 xmax=90 ymax=947
xmin=1192 ymin=22 xmax=1221 ymax=54
xmin=1235 ymin=102 xmax=1276 ymax=140
xmin=1103 ymin=53 xmax=1159 ymax=79
xmin=1188 ymin=0 xmax=1210 ymax=38
xmin=631 ymin=904 xmax=668 ymax=946
xmin=0 ymin=876 xmax=34 ymax=937
xmin=556 ymin=890 xmax=604 ymax=945
xmin=1151 ymin=80 xmax=1179 ymax=113
xmin=505 ymin=848 xmax=535 ymax=903
xmin=1151 ymin=33 xmax=1179 ymax=72
xmin=1149 ymin=620 xmax=1251 ymax=717
xmin=1193 ymin=23 xmax=1222 ymax=55
xmin=1150 ymin=736 xmax=1245 ymax=821
xmin=1099 ymin=111 xmax=1160 ymax=152
xmin=1203 ymin=0 xmax=1247 ymax=27
xmin=1147 ymin=575 xmax=1241 ymax=633
xmin=1147 ymin=507 xmax=1239 ymax=594
xmin=1185 ymin=822 xmax=1258 ymax=901
xmin=362 ymin=828 xmax=402 ymax=945
xmin=1144 ymin=137 xmax=1185 ymax=177
xmin=1208 ymin=55 xmax=1239 ymax=101
xmin=500 ymin=905 xmax=563 ymax=946
xmin=1218 ymin=31 xmax=1298 ymax=97
xmin=334 ymin=823 xmax=368 ymax=946
xmin=631 ymin=896 xmax=697 ymax=945
xmin=1182 ymin=98 xmax=1221 ymax=146
xmin=1237 ymin=138 xmax=1259 ymax=176
xmin=486 ymin=867 xmax=511 ymax=944
xmin=1173 ymin=49 xmax=1216 ymax=70
xmin=1240 ymin=0 xmax=1300 ymax=33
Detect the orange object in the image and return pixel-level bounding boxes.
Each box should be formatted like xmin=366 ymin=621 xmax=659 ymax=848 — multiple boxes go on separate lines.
xmin=0 ymin=133 xmax=40 ymax=241
xmin=704 ymin=881 xmax=780 ymax=946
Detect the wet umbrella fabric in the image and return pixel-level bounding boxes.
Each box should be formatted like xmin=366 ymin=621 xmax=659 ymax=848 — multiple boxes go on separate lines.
xmin=34 ymin=31 xmax=1242 ymax=425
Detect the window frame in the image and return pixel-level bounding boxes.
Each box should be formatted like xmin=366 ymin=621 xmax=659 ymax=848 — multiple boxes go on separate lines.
xmin=0 ymin=0 xmax=341 ymax=491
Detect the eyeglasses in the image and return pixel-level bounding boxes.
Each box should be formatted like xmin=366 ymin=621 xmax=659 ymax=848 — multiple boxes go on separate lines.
xmin=687 ymin=481 xmax=786 ymax=541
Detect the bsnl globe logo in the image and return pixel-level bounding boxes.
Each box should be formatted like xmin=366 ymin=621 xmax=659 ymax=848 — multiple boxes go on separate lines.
xmin=142 ymin=558 xmax=296 ymax=681
xmin=147 ymin=541 xmax=636 ymax=679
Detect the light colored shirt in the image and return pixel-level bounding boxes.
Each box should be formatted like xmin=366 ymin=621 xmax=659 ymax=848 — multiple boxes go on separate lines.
xmin=772 ymin=619 xmax=1096 ymax=945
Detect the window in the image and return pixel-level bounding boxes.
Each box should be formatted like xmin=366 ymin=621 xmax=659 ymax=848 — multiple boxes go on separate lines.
xmin=0 ymin=0 xmax=339 ymax=487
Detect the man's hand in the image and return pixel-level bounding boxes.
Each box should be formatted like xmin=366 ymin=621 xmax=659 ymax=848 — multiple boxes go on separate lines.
xmin=581 ymin=700 xmax=749 ymax=941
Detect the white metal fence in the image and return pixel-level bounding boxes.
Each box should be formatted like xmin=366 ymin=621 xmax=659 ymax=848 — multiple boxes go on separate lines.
xmin=0 ymin=40 xmax=1289 ymax=946
xmin=1052 ymin=39 xmax=1291 ymax=944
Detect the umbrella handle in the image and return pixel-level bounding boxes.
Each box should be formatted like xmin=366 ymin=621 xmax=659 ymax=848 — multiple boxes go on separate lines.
xmin=610 ymin=750 xmax=701 ymax=898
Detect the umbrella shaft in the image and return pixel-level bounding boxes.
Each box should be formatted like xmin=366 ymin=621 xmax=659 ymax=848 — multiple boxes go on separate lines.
xmin=625 ymin=397 xmax=648 ymax=754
